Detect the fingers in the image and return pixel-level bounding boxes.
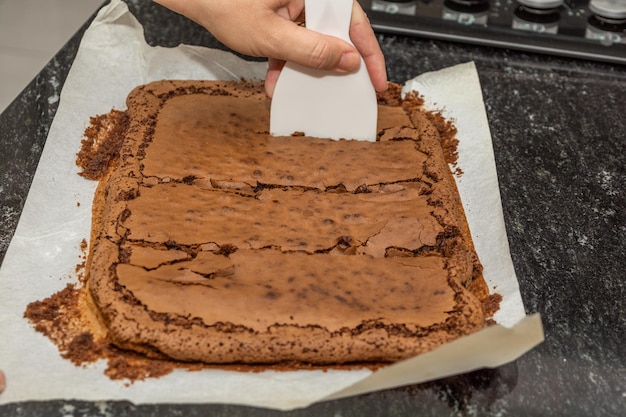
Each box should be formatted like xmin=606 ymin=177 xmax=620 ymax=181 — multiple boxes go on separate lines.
xmin=155 ymin=0 xmax=387 ymax=93
xmin=265 ymin=58 xmax=285 ymax=97
xmin=260 ymin=13 xmax=361 ymax=73
xmin=264 ymin=4 xmax=387 ymax=93
xmin=350 ymin=2 xmax=388 ymax=92
xmin=265 ymin=2 xmax=386 ymax=92
xmin=159 ymin=0 xmax=361 ymax=74
xmin=0 ymin=370 xmax=6 ymax=394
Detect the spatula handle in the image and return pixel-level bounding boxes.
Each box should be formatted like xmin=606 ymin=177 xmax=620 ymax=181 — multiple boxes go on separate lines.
xmin=305 ymin=0 xmax=353 ymax=42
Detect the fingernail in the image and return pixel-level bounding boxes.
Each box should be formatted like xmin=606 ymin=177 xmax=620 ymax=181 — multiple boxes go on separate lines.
xmin=337 ymin=51 xmax=360 ymax=72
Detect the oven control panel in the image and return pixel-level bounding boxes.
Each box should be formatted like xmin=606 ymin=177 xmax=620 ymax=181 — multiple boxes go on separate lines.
xmin=358 ymin=0 xmax=626 ymax=64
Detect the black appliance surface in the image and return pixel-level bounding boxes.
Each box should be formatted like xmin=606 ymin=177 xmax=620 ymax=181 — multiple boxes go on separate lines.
xmin=359 ymin=0 xmax=626 ymax=64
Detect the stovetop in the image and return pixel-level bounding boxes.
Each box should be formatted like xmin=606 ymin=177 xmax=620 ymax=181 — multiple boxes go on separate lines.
xmin=358 ymin=0 xmax=626 ymax=64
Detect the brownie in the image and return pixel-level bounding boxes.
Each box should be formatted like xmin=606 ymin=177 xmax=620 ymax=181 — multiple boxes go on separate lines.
xmin=83 ymin=80 xmax=487 ymax=364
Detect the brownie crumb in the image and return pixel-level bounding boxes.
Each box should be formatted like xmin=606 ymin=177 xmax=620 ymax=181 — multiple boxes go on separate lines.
xmin=481 ymin=293 xmax=503 ymax=319
xmin=25 ymin=284 xmax=76 ymax=325
xmin=425 ymin=111 xmax=460 ymax=169
xmin=104 ymin=352 xmax=175 ymax=382
xmin=23 ymin=283 xmax=178 ymax=382
xmin=64 ymin=332 xmax=103 ymax=364
xmin=77 ymin=109 xmax=130 ymax=180
xmin=377 ymin=83 xmax=421 ymax=108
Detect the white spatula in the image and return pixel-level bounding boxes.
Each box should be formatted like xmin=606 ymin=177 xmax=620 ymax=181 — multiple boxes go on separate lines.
xmin=270 ymin=0 xmax=377 ymax=141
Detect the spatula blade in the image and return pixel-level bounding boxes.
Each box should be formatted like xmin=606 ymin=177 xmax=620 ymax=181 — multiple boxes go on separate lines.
xmin=270 ymin=0 xmax=378 ymax=141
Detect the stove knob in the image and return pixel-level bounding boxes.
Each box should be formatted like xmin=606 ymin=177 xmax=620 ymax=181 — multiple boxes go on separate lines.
xmin=445 ymin=0 xmax=491 ymax=13
xmin=370 ymin=0 xmax=417 ymax=15
xmin=589 ymin=0 xmax=626 ymax=20
xmin=517 ymin=0 xmax=564 ymax=8
xmin=513 ymin=0 xmax=561 ymax=33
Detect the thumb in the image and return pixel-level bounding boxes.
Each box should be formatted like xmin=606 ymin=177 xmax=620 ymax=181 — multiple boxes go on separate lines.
xmin=264 ymin=58 xmax=284 ymax=97
xmin=263 ymin=16 xmax=361 ymax=73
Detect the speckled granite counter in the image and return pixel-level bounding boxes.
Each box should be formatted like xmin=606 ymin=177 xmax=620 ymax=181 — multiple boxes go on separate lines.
xmin=0 ymin=1 xmax=624 ymax=416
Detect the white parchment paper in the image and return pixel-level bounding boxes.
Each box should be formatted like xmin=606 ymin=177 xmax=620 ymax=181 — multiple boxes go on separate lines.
xmin=0 ymin=0 xmax=543 ymax=410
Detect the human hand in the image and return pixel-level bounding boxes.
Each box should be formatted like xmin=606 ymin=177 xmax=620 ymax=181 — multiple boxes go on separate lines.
xmin=154 ymin=0 xmax=387 ymax=96
xmin=0 ymin=370 xmax=6 ymax=394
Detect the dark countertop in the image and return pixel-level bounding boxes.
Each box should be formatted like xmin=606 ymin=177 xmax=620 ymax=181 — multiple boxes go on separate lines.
xmin=1 ymin=1 xmax=624 ymax=416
